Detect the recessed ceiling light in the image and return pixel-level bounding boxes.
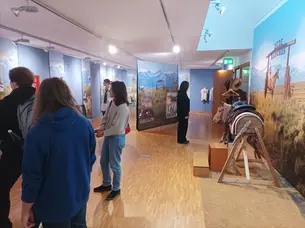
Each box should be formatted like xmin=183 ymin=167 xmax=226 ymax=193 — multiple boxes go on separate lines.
xmin=108 ymin=45 xmax=118 ymax=55
xmin=103 ymin=62 xmax=107 ymax=66
xmin=173 ymin=45 xmax=181 ymax=54
xmin=117 ymin=65 xmax=121 ymax=69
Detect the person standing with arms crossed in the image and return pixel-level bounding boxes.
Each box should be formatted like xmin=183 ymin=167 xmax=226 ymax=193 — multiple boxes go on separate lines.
xmin=94 ymin=81 xmax=129 ymax=201
xmin=101 ymin=79 xmax=111 ymax=116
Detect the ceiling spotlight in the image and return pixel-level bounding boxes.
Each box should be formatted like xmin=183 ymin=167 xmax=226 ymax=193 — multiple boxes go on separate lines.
xmin=172 ymin=45 xmax=181 ymax=54
xmin=11 ymin=5 xmax=38 ymax=17
xmin=117 ymin=65 xmax=121 ymax=69
xmin=211 ymin=1 xmax=226 ymax=15
xmin=12 ymin=41 xmax=18 ymax=46
xmin=108 ymin=45 xmax=118 ymax=55
xmin=203 ymin=29 xmax=212 ymax=43
xmin=215 ymin=3 xmax=226 ymax=15
xmin=44 ymin=43 xmax=55 ymax=52
xmin=103 ymin=62 xmax=107 ymax=66
xmin=12 ymin=35 xmax=30 ymax=46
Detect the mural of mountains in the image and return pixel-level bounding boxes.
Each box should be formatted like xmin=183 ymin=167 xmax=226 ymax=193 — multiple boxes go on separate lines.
xmin=138 ymin=70 xmax=177 ymax=88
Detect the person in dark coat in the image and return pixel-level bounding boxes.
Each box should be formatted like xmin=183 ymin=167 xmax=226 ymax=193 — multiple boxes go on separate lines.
xmin=0 ymin=67 xmax=36 ymax=228
xmin=177 ymin=81 xmax=190 ymax=144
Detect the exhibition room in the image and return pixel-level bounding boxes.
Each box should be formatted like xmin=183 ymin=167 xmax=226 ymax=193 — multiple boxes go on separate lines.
xmin=1 ymin=0 xmax=305 ymax=227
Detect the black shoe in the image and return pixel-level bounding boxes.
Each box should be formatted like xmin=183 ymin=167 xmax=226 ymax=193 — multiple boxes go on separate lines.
xmin=178 ymin=140 xmax=190 ymax=144
xmin=94 ymin=185 xmax=112 ymax=193
xmin=106 ymin=190 xmax=121 ymax=201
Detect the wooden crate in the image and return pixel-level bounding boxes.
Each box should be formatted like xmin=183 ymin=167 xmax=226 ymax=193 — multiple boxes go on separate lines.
xmin=193 ymin=151 xmax=209 ymax=178
xmin=209 ymin=143 xmax=228 ymax=172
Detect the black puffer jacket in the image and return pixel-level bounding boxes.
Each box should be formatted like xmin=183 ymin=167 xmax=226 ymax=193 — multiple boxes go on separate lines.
xmin=0 ymin=86 xmax=36 ymax=154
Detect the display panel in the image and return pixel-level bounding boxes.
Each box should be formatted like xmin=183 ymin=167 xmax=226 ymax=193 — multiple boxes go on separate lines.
xmin=251 ymin=0 xmax=305 ymax=196
xmin=81 ymin=60 xmax=92 ymax=118
xmin=0 ymin=38 xmax=18 ymax=100
xmin=137 ymin=60 xmax=178 ymax=130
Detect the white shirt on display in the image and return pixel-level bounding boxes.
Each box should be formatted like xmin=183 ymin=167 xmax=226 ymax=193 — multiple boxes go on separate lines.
xmin=201 ymin=88 xmax=208 ymax=101
xmin=210 ymin=87 xmax=214 ymax=101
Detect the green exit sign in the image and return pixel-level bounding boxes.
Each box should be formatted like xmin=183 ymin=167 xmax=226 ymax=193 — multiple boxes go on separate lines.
xmin=223 ymin=58 xmax=234 ymax=65
xmin=243 ymin=69 xmax=250 ymax=75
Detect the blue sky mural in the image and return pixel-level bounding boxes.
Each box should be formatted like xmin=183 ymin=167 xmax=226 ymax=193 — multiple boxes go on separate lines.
xmin=251 ymin=0 xmax=305 ymax=90
xmin=137 ymin=60 xmax=178 ymax=89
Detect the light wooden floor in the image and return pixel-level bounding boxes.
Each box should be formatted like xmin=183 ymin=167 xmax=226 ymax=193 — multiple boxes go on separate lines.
xmin=10 ymin=112 xmax=218 ymax=228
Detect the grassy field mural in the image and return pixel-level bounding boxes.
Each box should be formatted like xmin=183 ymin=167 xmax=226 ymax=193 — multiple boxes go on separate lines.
xmin=251 ymin=0 xmax=305 ymax=196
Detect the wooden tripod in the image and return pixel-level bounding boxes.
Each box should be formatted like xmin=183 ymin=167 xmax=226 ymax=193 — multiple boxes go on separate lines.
xmin=218 ymin=121 xmax=280 ymax=187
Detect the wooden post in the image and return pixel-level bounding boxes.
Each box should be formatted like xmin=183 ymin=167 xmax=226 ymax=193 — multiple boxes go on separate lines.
xmin=254 ymin=128 xmax=281 ymax=187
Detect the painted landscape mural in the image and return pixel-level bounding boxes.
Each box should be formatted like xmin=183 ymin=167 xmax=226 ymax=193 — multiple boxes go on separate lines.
xmin=0 ymin=38 xmax=18 ymax=100
xmin=251 ymin=0 xmax=305 ymax=196
xmin=137 ymin=60 xmax=178 ymax=130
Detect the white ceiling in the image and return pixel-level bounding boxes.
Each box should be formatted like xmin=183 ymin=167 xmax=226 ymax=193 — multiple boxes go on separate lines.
xmin=0 ymin=0 xmax=250 ymax=69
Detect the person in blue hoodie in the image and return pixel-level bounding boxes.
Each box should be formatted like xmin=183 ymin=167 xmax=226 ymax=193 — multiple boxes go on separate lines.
xmin=21 ymin=78 xmax=96 ymax=228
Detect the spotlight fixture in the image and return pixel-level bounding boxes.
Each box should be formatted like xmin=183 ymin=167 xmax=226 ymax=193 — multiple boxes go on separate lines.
xmin=172 ymin=45 xmax=181 ymax=54
xmin=43 ymin=43 xmax=55 ymax=52
xmin=11 ymin=5 xmax=38 ymax=17
xmin=108 ymin=45 xmax=118 ymax=55
xmin=12 ymin=35 xmax=30 ymax=46
xmin=117 ymin=65 xmax=121 ymax=69
xmin=203 ymin=29 xmax=212 ymax=43
xmin=211 ymin=1 xmax=226 ymax=15
xmin=103 ymin=62 xmax=107 ymax=66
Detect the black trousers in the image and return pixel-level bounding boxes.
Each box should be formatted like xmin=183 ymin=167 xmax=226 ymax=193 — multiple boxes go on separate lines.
xmin=177 ymin=118 xmax=189 ymax=143
xmin=0 ymin=150 xmax=23 ymax=228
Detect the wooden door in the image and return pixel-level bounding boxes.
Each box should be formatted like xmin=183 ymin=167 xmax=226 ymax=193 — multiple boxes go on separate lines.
xmin=212 ymin=70 xmax=233 ymax=117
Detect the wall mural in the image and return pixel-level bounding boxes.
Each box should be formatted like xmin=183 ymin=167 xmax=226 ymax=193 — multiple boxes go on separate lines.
xmin=137 ymin=60 xmax=178 ymax=130
xmin=49 ymin=51 xmax=65 ymax=79
xmin=178 ymin=68 xmax=190 ymax=98
xmin=251 ymin=0 xmax=305 ymax=196
xmin=0 ymin=38 xmax=18 ymax=100
xmin=81 ymin=60 xmax=92 ymax=118
xmin=126 ymin=69 xmax=137 ymax=107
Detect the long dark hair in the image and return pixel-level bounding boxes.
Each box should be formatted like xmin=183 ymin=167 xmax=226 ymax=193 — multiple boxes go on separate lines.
xmin=33 ymin=78 xmax=79 ymax=123
xmin=111 ymin=81 xmax=129 ymax=106
xmin=179 ymin=81 xmax=189 ymax=93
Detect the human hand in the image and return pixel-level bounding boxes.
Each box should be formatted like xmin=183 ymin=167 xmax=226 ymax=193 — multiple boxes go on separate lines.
xmin=22 ymin=207 xmax=35 ymax=228
xmin=185 ymin=116 xmax=189 ymax=119
xmin=95 ymin=129 xmax=104 ymax=138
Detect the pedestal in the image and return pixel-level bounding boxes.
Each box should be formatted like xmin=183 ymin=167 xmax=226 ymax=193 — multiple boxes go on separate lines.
xmin=209 ymin=143 xmax=228 ymax=172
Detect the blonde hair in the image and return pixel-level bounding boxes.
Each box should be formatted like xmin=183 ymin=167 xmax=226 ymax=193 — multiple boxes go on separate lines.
xmin=33 ymin=78 xmax=79 ymax=123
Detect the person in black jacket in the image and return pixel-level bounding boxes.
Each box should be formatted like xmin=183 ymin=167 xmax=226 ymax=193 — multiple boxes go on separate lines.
xmin=177 ymin=81 xmax=190 ymax=144
xmin=0 ymin=67 xmax=35 ymax=228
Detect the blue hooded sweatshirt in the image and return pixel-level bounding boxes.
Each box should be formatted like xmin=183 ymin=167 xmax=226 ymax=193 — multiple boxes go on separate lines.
xmin=22 ymin=107 xmax=96 ymax=222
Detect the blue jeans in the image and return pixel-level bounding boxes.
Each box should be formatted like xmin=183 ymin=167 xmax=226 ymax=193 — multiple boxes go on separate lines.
xmin=100 ymin=135 xmax=126 ymax=191
xmin=34 ymin=206 xmax=87 ymax=228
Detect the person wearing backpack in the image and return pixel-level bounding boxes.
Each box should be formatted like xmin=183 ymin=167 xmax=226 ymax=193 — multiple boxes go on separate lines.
xmin=0 ymin=67 xmax=35 ymax=228
xmin=21 ymin=78 xmax=96 ymax=228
